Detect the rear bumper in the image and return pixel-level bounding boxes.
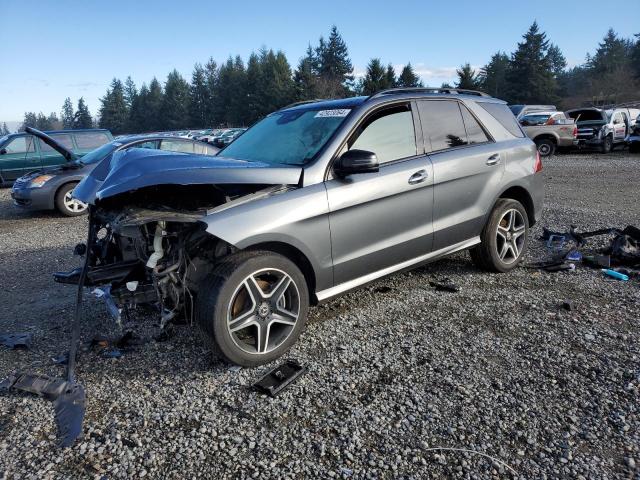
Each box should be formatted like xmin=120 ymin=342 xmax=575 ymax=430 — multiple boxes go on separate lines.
xmin=10 ymin=186 xmax=54 ymax=210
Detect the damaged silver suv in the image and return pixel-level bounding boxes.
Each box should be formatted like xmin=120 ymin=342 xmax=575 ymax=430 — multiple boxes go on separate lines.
xmin=64 ymin=88 xmax=544 ymax=367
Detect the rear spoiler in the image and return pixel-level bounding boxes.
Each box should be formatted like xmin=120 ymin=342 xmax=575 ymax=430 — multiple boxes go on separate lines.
xmin=25 ymin=127 xmax=77 ymax=162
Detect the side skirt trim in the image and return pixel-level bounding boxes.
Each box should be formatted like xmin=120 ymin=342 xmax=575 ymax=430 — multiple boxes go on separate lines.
xmin=315 ymin=237 xmax=480 ymax=302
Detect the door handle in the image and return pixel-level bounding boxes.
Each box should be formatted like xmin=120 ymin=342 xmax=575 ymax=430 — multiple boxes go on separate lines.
xmin=408 ymin=169 xmax=428 ymax=185
xmin=486 ymin=153 xmax=501 ymax=166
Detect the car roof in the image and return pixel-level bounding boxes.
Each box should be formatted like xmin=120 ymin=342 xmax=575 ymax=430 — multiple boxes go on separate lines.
xmin=279 ymin=89 xmax=504 ymax=114
xmin=7 ymin=128 xmax=110 ymax=137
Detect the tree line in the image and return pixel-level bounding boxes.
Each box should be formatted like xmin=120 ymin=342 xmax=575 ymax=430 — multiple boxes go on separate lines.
xmin=17 ymin=23 xmax=640 ymax=135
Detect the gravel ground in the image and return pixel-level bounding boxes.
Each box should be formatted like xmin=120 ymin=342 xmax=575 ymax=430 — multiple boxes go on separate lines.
xmin=0 ymin=152 xmax=639 ymax=479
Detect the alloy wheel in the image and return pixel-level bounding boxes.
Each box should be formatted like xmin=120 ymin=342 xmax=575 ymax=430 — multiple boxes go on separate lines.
xmin=226 ymin=268 xmax=300 ymax=355
xmin=495 ymin=209 xmax=526 ymax=264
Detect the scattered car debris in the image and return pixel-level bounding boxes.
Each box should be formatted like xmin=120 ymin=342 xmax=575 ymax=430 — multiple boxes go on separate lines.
xmin=0 ymin=332 xmax=32 ymax=349
xmin=561 ymin=299 xmax=575 ymax=311
xmin=0 ymin=372 xmax=85 ymax=447
xmin=252 ymin=360 xmax=306 ymax=397
xmin=602 ymin=269 xmax=629 ymax=281
xmin=429 ymin=279 xmax=460 ymax=293
xmin=535 ymin=225 xmax=640 ymax=277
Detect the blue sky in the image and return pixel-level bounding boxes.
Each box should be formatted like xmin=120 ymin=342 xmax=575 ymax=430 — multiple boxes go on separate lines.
xmin=0 ymin=0 xmax=637 ymax=127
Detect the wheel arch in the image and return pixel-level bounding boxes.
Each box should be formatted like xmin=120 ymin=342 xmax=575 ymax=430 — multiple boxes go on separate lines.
xmin=243 ymin=241 xmax=319 ymax=304
xmin=532 ymin=133 xmax=558 ymax=144
xmin=497 ymin=185 xmax=536 ymax=227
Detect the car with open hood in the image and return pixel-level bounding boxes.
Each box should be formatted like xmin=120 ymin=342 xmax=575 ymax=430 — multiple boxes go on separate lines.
xmin=567 ymin=107 xmax=631 ymax=153
xmin=0 ymin=128 xmax=113 ymax=184
xmin=11 ymin=128 xmax=219 ymax=216
xmin=58 ymin=87 xmax=544 ymax=367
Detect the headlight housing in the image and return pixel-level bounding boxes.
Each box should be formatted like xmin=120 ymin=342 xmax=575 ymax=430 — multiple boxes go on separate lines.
xmin=29 ymin=174 xmax=54 ymax=188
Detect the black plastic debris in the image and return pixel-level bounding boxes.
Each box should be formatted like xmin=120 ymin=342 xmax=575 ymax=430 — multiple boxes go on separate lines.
xmin=0 ymin=373 xmax=85 ymax=447
xmin=561 ymin=300 xmax=575 ymax=311
xmin=0 ymin=332 xmax=32 ymax=349
xmin=252 ymin=360 xmax=306 ymax=397
xmin=583 ymin=254 xmax=611 ymax=268
xmin=429 ymin=279 xmax=460 ymax=293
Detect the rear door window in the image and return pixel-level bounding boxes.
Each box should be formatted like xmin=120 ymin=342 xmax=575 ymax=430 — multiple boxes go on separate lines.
xmin=38 ymin=134 xmax=74 ymax=153
xmin=160 ymin=139 xmax=195 ymax=153
xmin=460 ymin=105 xmax=491 ymax=144
xmin=418 ymin=100 xmax=469 ymax=152
xmin=349 ymin=105 xmax=416 ymax=164
xmin=74 ymin=132 xmax=111 ymax=150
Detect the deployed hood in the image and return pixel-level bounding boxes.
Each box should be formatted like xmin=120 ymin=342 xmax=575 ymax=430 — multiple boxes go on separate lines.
xmin=73 ymin=148 xmax=303 ymax=204
xmin=25 ymin=127 xmax=78 ymax=162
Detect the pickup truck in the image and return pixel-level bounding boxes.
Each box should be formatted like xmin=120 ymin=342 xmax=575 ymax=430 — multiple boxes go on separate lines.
xmin=566 ymin=107 xmax=631 ymax=153
xmin=518 ymin=111 xmax=577 ymax=157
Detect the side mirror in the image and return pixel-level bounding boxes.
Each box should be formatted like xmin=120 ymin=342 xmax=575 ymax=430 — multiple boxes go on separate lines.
xmin=613 ymin=118 xmax=620 ymax=125
xmin=0 ymin=148 xmax=6 ymax=155
xmin=334 ymin=149 xmax=379 ymax=176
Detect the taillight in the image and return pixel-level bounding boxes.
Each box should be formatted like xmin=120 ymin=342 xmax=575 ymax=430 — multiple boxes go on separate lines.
xmin=534 ymin=151 xmax=543 ymax=173
xmin=573 ymin=126 xmax=578 ymax=138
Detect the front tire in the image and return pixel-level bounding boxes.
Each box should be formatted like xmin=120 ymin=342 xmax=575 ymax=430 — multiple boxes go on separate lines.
xmin=535 ymin=138 xmax=556 ymax=157
xmin=470 ymin=199 xmax=529 ymax=273
xmin=196 ymin=251 xmax=309 ymax=367
xmin=55 ymin=182 xmax=88 ymax=217
xmin=601 ymin=135 xmax=613 ymax=154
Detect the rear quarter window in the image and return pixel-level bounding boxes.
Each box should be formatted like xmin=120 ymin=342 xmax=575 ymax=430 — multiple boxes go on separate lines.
xmin=479 ymin=102 xmax=525 ymax=138
xmin=75 ymin=132 xmax=111 ymax=150
xmin=39 ymin=134 xmax=74 ymax=152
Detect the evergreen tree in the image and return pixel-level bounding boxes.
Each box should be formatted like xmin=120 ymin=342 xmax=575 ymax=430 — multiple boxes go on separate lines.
xmin=124 ymin=76 xmax=138 ymax=111
xmin=588 ymin=29 xmax=631 ymax=76
xmin=546 ymin=44 xmax=567 ymax=76
xmin=293 ymin=45 xmax=320 ymax=101
xmin=396 ymin=63 xmax=423 ymax=88
xmin=316 ymin=26 xmax=354 ymax=97
xmin=160 ymin=69 xmax=191 ymax=130
xmin=20 ymin=112 xmax=37 ymax=131
xmin=74 ymin=98 xmax=93 ymax=129
xmin=215 ymin=56 xmax=247 ymax=126
xmin=35 ymin=112 xmax=53 ymax=130
xmin=1 ymin=123 xmax=9 ymax=135
xmin=129 ymin=83 xmax=149 ymax=133
xmin=203 ymin=58 xmax=219 ymax=125
xmin=99 ymin=78 xmax=128 ymax=134
xmin=456 ymin=63 xmax=480 ymax=89
xmin=384 ymin=64 xmax=397 ymax=88
xmin=479 ymin=52 xmax=510 ymax=98
xmin=47 ymin=112 xmax=61 ymax=130
xmin=61 ymin=97 xmax=75 ymax=129
xmin=189 ymin=63 xmax=209 ymax=127
xmin=360 ymin=58 xmax=393 ymax=95
xmin=632 ymin=33 xmax=640 ymax=79
xmin=146 ymin=78 xmax=164 ymax=131
xmin=505 ymin=21 xmax=558 ymax=104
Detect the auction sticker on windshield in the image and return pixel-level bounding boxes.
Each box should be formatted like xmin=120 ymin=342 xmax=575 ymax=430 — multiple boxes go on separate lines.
xmin=314 ymin=109 xmax=351 ymax=118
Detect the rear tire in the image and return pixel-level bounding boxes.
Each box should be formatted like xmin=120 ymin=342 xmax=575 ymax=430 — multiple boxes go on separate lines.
xmin=470 ymin=199 xmax=529 ymax=273
xmin=55 ymin=182 xmax=88 ymax=217
xmin=535 ymin=138 xmax=556 ymax=157
xmin=630 ymin=143 xmax=640 ymax=154
xmin=196 ymin=250 xmax=309 ymax=367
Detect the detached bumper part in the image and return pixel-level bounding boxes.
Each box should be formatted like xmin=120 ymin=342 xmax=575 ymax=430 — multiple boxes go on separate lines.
xmin=0 ymin=373 xmax=85 ymax=447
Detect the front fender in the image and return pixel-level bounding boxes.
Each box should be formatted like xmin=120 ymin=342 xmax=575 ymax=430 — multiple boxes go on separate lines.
xmin=204 ymin=183 xmax=334 ymax=292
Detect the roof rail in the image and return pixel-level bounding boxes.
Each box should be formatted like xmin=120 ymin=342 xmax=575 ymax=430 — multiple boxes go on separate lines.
xmin=369 ymin=87 xmax=491 ymax=100
xmin=281 ymin=99 xmax=326 ymax=109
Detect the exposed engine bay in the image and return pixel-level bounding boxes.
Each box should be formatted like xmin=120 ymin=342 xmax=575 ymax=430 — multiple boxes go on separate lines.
xmin=54 ymin=184 xmax=289 ymax=328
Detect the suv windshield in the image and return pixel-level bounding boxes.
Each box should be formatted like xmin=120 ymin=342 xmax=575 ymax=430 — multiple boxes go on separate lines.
xmin=220 ymin=108 xmax=350 ymax=165
xmin=78 ymin=141 xmax=120 ymax=165
xmin=509 ymin=105 xmax=524 ymax=116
